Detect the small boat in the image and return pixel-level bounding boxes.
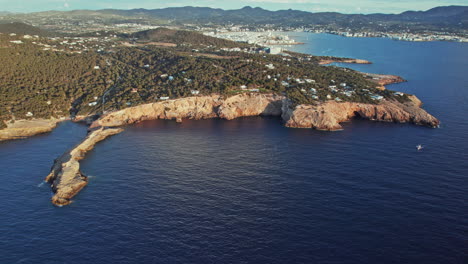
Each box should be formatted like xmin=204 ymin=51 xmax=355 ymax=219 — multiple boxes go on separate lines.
xmin=416 ymin=144 xmax=423 ymax=151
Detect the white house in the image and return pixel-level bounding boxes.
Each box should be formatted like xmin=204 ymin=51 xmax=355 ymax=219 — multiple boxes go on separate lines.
xmin=88 ymin=102 xmax=98 ymax=106
xmin=26 ymin=112 xmax=33 ymax=117
xmin=93 ymin=66 xmax=100 ymax=70
xmin=191 ymin=90 xmax=200 ymax=95
xmin=160 ymin=96 xmax=170 ymax=100
xmin=370 ymin=95 xmax=384 ymax=100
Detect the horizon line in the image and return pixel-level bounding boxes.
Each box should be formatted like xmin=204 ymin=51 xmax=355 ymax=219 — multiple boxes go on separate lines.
xmin=1 ymin=4 xmax=467 ymax=16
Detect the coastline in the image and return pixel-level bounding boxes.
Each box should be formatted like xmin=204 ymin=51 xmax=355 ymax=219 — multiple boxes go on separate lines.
xmin=0 ymin=118 xmax=65 ymax=142
xmin=319 ymin=58 xmax=372 ymax=65
xmin=42 ymin=91 xmax=439 ymax=206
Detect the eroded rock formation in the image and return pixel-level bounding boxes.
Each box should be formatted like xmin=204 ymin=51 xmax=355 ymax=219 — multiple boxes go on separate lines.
xmin=92 ymin=93 xmax=439 ymax=131
xmin=282 ymin=95 xmax=439 ymax=130
xmin=92 ymin=93 xmax=285 ymax=127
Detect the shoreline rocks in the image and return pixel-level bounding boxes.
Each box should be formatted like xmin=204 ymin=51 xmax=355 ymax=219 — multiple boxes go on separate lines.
xmin=92 ymin=92 xmax=439 ymax=131
xmin=282 ymin=95 xmax=439 ymax=131
xmin=0 ymin=119 xmax=62 ymax=142
xmin=361 ymin=72 xmax=407 ymax=89
xmin=91 ymin=93 xmax=286 ymax=128
xmin=45 ymin=127 xmax=123 ymax=206
xmin=319 ymin=58 xmax=372 ymax=65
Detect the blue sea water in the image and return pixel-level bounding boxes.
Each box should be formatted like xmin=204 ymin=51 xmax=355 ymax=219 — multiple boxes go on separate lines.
xmin=0 ymin=34 xmax=467 ymax=264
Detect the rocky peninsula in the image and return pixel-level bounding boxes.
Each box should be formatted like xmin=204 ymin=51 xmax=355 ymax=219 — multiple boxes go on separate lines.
xmin=319 ymin=58 xmax=372 ymax=65
xmin=0 ymin=119 xmax=61 ymax=142
xmin=282 ymin=95 xmax=439 ymax=130
xmin=45 ymin=127 xmax=123 ymax=206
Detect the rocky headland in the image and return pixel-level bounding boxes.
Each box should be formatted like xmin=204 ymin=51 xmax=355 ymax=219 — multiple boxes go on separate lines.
xmin=45 ymin=127 xmax=123 ymax=206
xmin=92 ymin=92 xmax=439 ymax=131
xmin=0 ymin=119 xmax=62 ymax=142
xmin=362 ymin=72 xmax=407 ymax=89
xmin=319 ymin=58 xmax=372 ymax=65
xmin=91 ymin=93 xmax=285 ymax=128
xmin=282 ymin=95 xmax=439 ymax=130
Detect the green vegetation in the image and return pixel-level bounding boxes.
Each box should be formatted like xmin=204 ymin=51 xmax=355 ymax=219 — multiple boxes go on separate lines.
xmin=0 ymin=29 xmax=406 ymax=126
xmin=0 ymin=22 xmax=52 ymax=36
xmin=128 ymin=28 xmax=250 ymax=48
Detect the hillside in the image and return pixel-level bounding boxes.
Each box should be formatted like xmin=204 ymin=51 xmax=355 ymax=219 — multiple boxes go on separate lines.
xmin=98 ymin=5 xmax=468 ymax=31
xmin=0 ymin=22 xmax=52 ymax=36
xmin=128 ymin=28 xmax=249 ymax=47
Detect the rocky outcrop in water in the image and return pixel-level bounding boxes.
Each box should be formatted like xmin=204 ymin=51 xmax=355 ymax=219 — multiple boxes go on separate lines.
xmin=45 ymin=127 xmax=123 ymax=206
xmin=0 ymin=119 xmax=60 ymax=142
xmin=282 ymin=95 xmax=440 ymax=130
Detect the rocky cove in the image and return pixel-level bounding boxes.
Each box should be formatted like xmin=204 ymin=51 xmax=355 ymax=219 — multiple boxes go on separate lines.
xmin=42 ymin=92 xmax=440 ymax=206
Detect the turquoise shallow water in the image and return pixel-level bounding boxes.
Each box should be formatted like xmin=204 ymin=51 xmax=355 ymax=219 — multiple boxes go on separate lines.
xmin=0 ymin=34 xmax=467 ymax=263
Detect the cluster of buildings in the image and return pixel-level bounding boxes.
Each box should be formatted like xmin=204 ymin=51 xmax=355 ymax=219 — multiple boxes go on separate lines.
xmin=6 ymin=33 xmax=119 ymax=54
xmin=219 ymin=46 xmax=271 ymax=54
xmin=329 ymin=31 xmax=468 ymax=42
xmin=204 ymin=31 xmax=301 ymax=52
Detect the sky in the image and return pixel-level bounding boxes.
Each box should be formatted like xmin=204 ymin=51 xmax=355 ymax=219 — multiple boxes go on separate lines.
xmin=0 ymin=0 xmax=467 ymax=14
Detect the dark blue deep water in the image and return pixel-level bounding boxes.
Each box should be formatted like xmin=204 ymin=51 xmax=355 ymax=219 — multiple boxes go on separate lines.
xmin=1 ymin=34 xmax=467 ymax=263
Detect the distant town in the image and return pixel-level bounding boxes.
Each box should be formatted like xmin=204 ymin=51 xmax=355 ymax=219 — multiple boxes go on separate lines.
xmin=0 ymin=5 xmax=466 ymax=44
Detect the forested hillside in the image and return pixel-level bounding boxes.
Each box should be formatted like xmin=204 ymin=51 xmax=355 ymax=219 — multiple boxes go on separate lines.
xmin=0 ymin=28 xmax=406 ymax=129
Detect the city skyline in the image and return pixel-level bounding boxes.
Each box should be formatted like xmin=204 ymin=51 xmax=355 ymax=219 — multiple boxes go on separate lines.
xmin=1 ymin=0 xmax=467 ymax=14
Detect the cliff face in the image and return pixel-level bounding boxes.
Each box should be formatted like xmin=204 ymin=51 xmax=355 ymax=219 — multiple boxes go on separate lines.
xmin=0 ymin=119 xmax=60 ymax=142
xmin=45 ymin=127 xmax=123 ymax=206
xmin=92 ymin=93 xmax=438 ymax=131
xmin=92 ymin=93 xmax=285 ymax=127
xmin=282 ymin=95 xmax=440 ymax=131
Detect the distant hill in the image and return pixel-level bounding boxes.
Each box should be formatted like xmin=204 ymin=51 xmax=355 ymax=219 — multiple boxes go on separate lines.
xmin=0 ymin=22 xmax=52 ymax=36
xmin=128 ymin=28 xmax=247 ymax=47
xmin=99 ymin=5 xmax=468 ymax=31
